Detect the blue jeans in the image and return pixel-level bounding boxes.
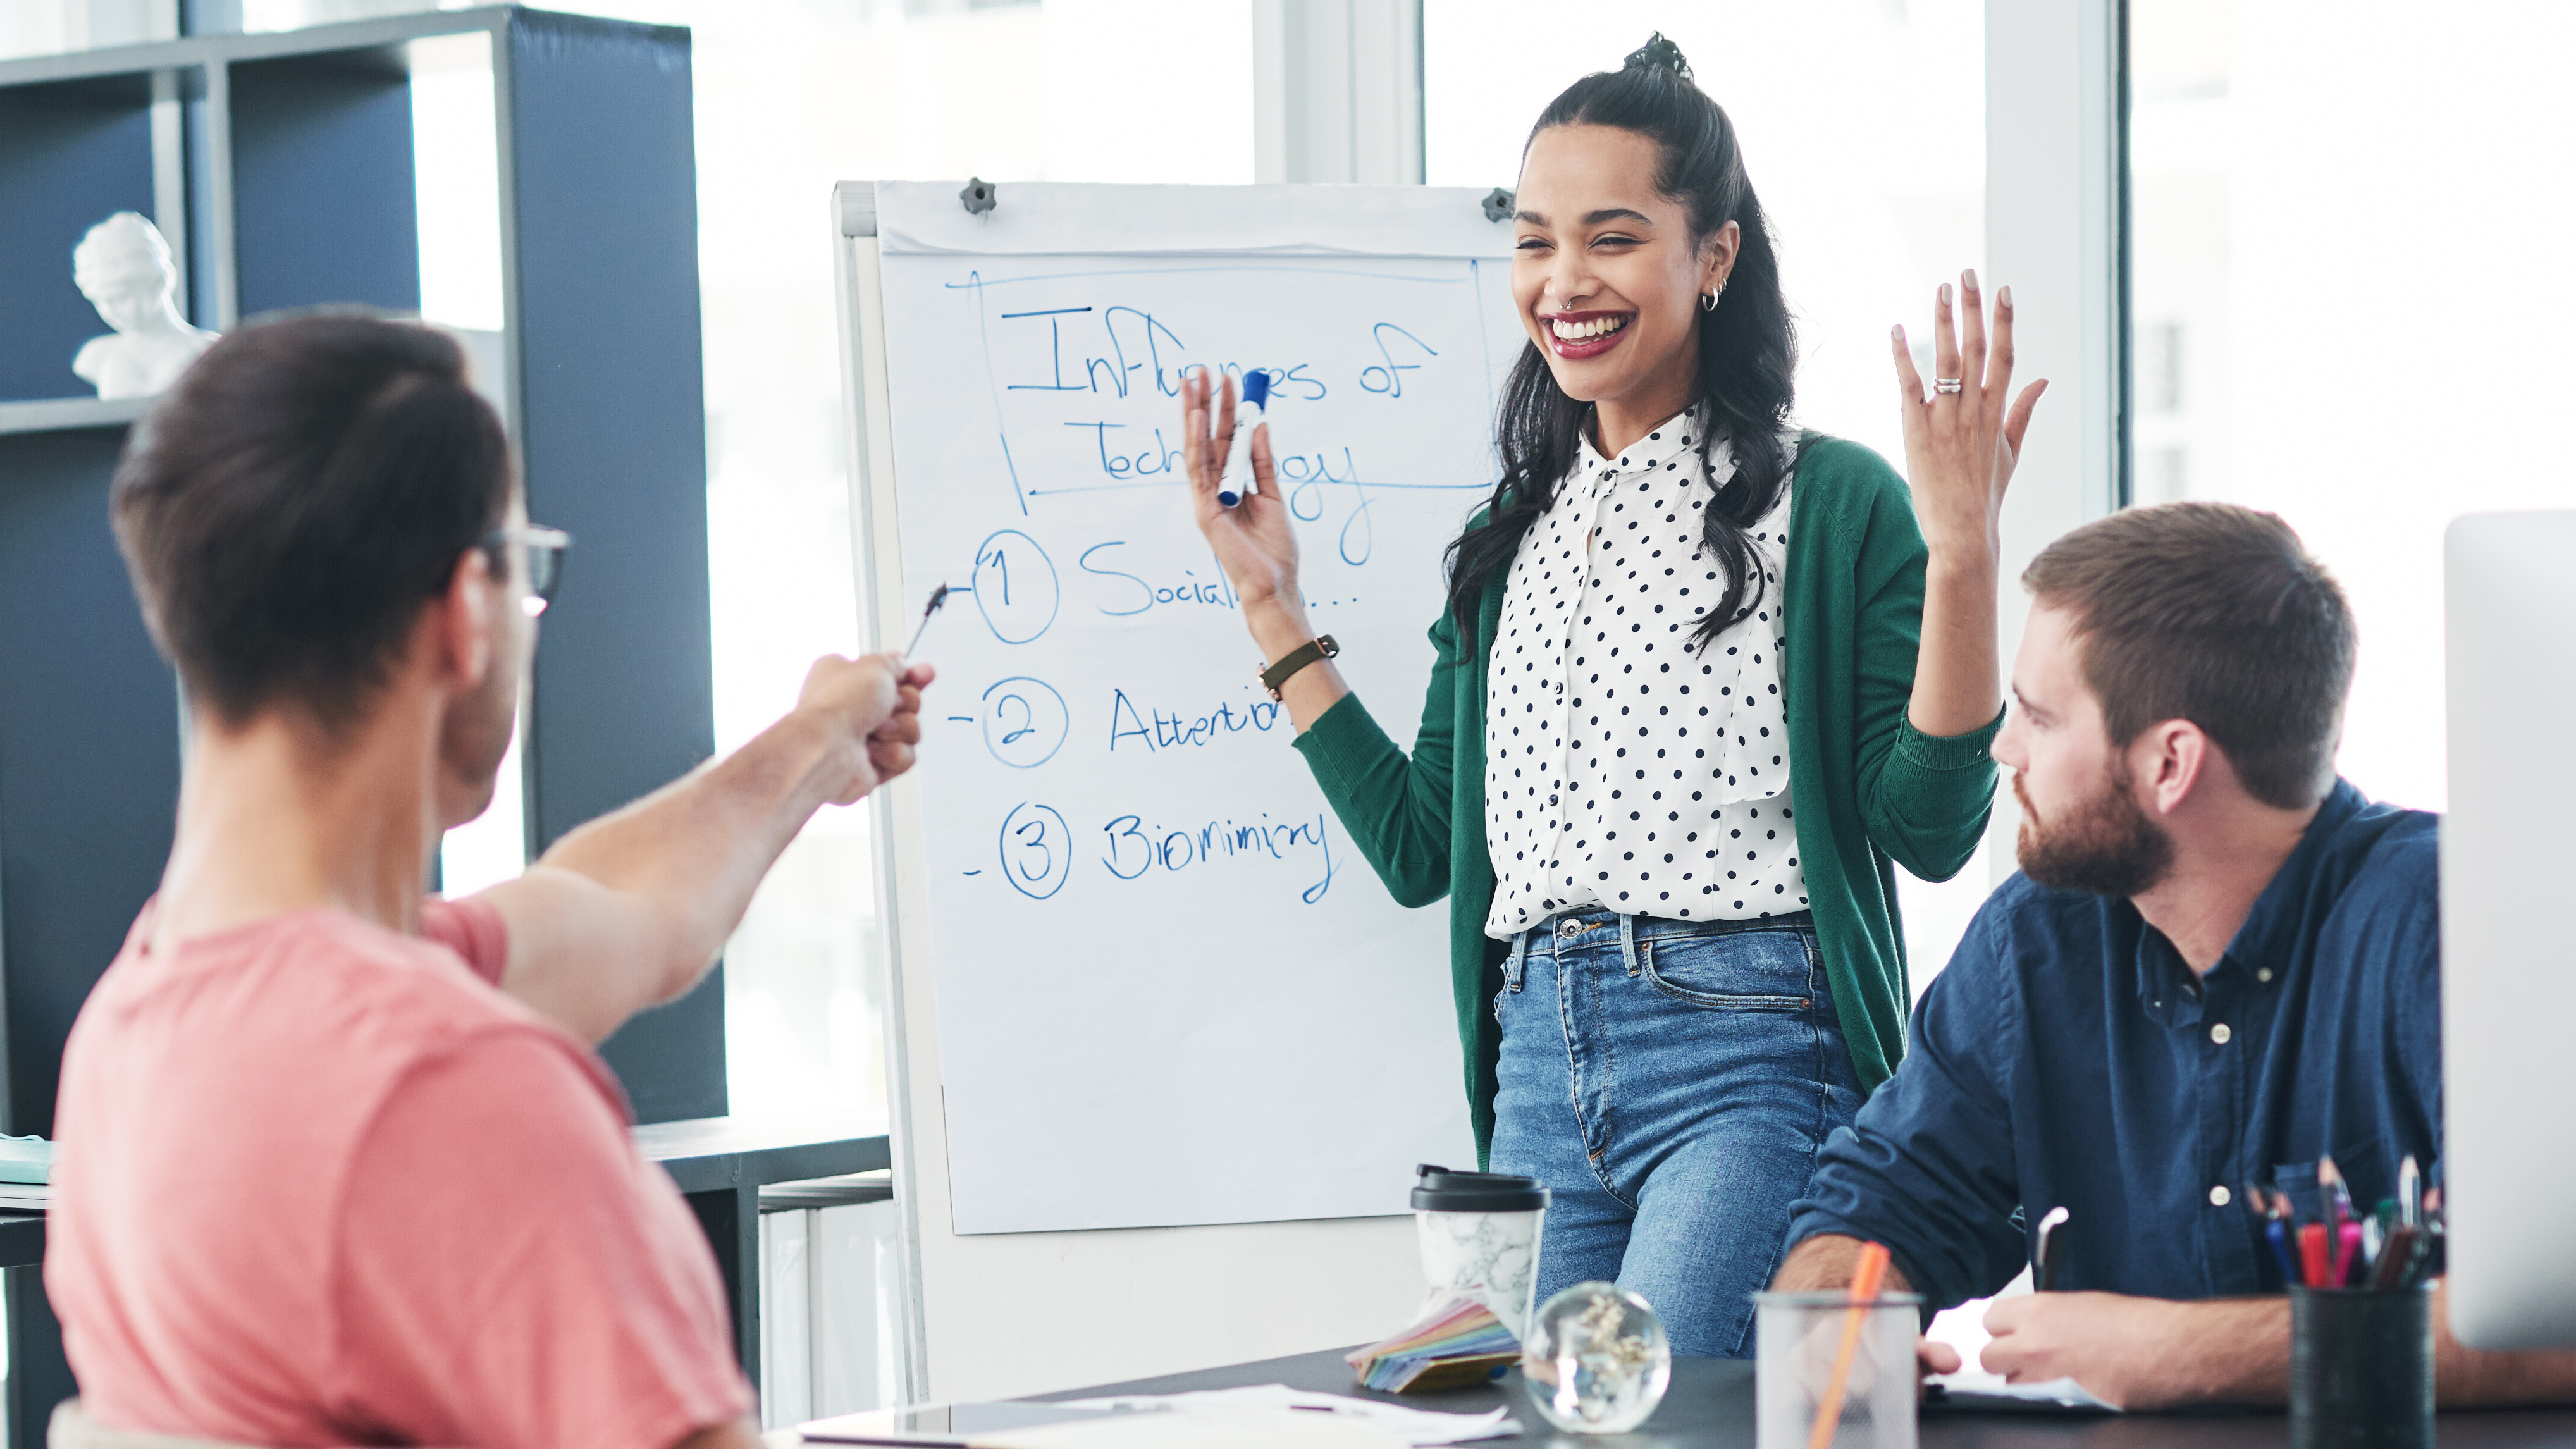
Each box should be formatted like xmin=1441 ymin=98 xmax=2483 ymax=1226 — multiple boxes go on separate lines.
xmin=1489 ymin=909 xmax=1863 ymax=1359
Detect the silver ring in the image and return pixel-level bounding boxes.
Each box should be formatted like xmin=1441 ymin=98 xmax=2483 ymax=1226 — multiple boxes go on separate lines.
xmin=1934 ymin=378 xmax=1963 ymax=395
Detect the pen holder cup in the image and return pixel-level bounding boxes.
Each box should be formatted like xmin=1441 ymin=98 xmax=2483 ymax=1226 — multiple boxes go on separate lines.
xmin=1751 ymin=1292 xmax=1922 ymax=1449
xmin=2291 ymin=1283 xmax=2433 ymax=1449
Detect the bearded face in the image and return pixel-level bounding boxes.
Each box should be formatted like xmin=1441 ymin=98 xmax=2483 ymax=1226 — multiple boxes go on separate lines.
xmin=2014 ymin=755 xmax=2175 ymax=898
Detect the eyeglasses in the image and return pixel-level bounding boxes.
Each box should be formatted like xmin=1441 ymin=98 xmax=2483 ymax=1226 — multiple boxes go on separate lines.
xmin=478 ymin=525 xmax=572 ymax=617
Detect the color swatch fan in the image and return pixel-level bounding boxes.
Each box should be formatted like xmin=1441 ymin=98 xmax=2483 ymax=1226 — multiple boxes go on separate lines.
xmin=1347 ymin=1290 xmax=1520 ymax=1393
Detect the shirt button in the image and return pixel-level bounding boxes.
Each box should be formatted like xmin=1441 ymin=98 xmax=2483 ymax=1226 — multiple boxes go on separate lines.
xmin=2210 ymin=1023 xmax=2233 ymax=1045
xmin=2209 ymin=1184 xmax=2233 ymax=1207
xmin=2257 ymin=968 xmax=2274 ymax=983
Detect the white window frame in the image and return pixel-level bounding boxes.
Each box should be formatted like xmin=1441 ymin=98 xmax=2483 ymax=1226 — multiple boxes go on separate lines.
xmin=1980 ymin=0 xmax=2126 ymax=879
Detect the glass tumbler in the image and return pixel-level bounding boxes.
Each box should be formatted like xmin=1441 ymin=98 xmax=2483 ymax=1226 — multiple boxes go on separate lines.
xmin=1751 ymin=1290 xmax=1922 ymax=1449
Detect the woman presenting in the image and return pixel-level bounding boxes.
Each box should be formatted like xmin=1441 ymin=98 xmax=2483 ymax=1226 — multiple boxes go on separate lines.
xmin=1180 ymin=36 xmax=2043 ymax=1358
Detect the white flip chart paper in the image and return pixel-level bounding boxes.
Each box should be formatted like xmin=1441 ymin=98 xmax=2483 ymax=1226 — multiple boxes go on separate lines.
xmin=870 ymin=183 xmax=1519 ymax=1233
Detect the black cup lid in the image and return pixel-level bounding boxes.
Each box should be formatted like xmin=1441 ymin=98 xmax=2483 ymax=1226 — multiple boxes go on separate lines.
xmin=1412 ymin=1163 xmax=1549 ymax=1212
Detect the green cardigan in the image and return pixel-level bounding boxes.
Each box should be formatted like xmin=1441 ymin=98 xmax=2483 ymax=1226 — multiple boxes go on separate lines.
xmin=1291 ymin=433 xmax=2002 ymax=1165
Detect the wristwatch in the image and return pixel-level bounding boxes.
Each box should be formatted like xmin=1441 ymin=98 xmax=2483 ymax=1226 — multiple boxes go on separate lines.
xmin=1259 ymin=636 xmax=1340 ymax=700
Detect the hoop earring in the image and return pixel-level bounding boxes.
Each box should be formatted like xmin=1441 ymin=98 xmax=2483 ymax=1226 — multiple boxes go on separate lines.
xmin=1701 ymin=287 xmax=1721 ymax=312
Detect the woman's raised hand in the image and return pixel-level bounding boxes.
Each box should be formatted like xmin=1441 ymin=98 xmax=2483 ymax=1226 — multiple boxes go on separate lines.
xmin=1892 ymin=271 xmax=2047 ymax=562
xmin=1183 ymin=370 xmax=1301 ymax=616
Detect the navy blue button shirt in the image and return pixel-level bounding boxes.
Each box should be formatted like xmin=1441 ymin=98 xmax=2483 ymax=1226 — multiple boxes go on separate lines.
xmin=1786 ymin=780 xmax=2441 ymax=1310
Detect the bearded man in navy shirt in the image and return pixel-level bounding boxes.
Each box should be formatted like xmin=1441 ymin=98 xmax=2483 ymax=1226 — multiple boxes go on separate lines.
xmin=1774 ymin=503 xmax=2576 ymax=1409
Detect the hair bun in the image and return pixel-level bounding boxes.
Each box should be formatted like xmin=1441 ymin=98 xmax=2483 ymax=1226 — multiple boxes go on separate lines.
xmin=1623 ymin=32 xmax=1692 ymax=80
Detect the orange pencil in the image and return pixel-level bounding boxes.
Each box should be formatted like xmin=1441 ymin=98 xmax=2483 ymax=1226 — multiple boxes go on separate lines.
xmin=1806 ymin=1241 xmax=1892 ymax=1449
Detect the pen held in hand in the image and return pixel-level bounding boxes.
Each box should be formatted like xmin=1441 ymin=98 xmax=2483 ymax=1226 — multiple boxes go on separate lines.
xmin=904 ymin=583 xmax=950 ymax=658
xmin=2035 ymin=1204 xmax=2071 ymax=1292
xmin=1216 ymin=370 xmax=1271 ymax=509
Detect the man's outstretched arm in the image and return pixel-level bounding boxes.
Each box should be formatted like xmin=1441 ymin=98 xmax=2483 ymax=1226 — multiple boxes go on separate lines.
xmin=1970 ymin=1281 xmax=2576 ymax=1410
xmin=479 ymin=653 xmax=931 ymax=1044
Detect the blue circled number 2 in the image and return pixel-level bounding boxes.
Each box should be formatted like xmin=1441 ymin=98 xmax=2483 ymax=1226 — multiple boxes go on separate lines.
xmin=971 ymin=529 xmax=1060 ymax=644
xmin=998 ymin=801 xmax=1072 ymax=900
xmin=980 ymin=676 xmax=1068 ymax=769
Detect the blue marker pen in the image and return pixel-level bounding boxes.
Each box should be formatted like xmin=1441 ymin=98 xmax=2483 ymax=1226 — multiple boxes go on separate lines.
xmin=1216 ymin=369 xmax=1273 ymax=509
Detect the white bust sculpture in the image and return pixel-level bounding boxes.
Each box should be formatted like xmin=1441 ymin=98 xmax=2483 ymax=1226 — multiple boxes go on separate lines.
xmin=71 ymin=211 xmax=217 ymax=400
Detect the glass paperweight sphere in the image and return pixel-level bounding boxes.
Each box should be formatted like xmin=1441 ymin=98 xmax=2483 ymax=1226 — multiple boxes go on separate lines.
xmin=1520 ymin=1281 xmax=1672 ymax=1434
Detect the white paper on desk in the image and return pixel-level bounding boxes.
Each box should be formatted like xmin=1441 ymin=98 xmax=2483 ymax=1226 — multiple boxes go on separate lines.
xmin=1058 ymin=1386 xmax=1519 ymax=1445
xmin=1931 ymin=1369 xmax=2120 ymax=1412
xmin=975 ymin=1410 xmax=1400 ymax=1449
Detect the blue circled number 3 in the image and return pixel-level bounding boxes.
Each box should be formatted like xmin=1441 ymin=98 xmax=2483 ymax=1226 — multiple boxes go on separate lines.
xmin=997 ymin=802 xmax=1072 ymax=900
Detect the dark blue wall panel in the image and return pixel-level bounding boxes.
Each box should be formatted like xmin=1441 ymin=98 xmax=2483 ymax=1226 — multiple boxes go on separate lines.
xmin=0 ymin=426 xmax=182 ymax=1138
xmin=0 ymin=75 xmax=156 ymax=402
xmin=230 ymin=47 xmax=419 ymax=319
xmin=508 ymin=10 xmax=724 ymax=1123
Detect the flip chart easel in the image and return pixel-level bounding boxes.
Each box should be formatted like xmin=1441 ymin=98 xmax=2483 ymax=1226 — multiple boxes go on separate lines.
xmin=834 ymin=179 xmax=1517 ymax=1392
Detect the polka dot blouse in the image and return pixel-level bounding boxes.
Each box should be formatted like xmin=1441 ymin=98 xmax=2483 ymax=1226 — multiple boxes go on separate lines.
xmin=1482 ymin=404 xmax=1808 ymax=938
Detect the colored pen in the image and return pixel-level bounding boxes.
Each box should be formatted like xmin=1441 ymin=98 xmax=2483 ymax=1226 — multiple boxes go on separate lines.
xmin=2299 ymin=1223 xmax=2331 ymax=1288
xmin=2241 ymin=1184 xmax=2304 ymax=1286
xmin=2318 ymin=1157 xmax=2353 ymax=1272
xmin=1215 ymin=369 xmax=1272 ymax=508
xmin=903 ymin=582 xmax=950 ymax=657
xmin=2399 ymin=1155 xmax=2421 ymax=1230
xmin=2334 ymin=1222 xmax=2363 ymax=1287
xmin=2268 ymin=1218 xmax=2302 ymax=1286
xmin=2035 ymin=1205 xmax=2071 ymax=1292
xmin=2370 ymin=1225 xmax=2419 ymax=1290
xmin=1807 ymin=1242 xmax=1891 ymax=1449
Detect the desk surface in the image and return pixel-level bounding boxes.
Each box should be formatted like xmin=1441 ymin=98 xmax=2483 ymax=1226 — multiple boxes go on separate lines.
xmin=1031 ymin=1346 xmax=2576 ymax=1447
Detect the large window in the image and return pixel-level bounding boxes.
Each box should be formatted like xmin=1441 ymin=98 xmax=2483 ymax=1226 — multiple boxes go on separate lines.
xmin=1427 ymin=0 xmax=1995 ymax=983
xmin=2128 ymin=0 xmax=2576 ymax=813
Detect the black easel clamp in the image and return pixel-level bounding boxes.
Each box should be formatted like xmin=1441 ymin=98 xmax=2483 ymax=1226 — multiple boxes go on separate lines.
xmin=960 ymin=178 xmax=997 ymax=216
xmin=1482 ymin=187 xmax=1515 ymax=223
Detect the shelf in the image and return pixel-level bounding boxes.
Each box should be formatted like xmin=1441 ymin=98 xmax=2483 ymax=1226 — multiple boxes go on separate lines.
xmin=0 ymin=70 xmax=160 ymax=404
xmin=0 ymin=395 xmax=152 ymax=436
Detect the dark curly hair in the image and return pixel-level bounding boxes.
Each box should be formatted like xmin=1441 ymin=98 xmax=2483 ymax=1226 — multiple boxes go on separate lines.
xmin=1445 ymin=34 xmax=1797 ymax=654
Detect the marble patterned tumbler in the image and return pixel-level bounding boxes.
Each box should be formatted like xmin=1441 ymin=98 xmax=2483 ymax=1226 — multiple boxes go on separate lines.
xmin=1410 ymin=1165 xmax=1552 ymax=1341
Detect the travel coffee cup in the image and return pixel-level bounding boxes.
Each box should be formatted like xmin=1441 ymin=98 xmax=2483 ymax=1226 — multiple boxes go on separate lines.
xmin=1412 ymin=1164 xmax=1550 ymax=1341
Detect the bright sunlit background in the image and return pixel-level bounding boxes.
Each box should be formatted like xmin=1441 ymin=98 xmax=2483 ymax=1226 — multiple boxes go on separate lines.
xmin=2129 ymin=0 xmax=2576 ymax=815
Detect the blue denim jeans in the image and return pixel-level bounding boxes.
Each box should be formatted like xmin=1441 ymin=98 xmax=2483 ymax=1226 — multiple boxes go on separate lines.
xmin=1489 ymin=908 xmax=1863 ymax=1359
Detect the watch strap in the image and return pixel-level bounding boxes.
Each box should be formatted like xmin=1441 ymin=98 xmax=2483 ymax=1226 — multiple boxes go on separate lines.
xmin=1259 ymin=635 xmax=1340 ymax=699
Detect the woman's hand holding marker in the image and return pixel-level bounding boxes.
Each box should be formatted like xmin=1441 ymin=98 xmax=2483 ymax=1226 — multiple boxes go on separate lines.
xmin=1183 ymin=369 xmax=1295 ymax=610
xmin=1181 ymin=367 xmax=1348 ymax=731
xmin=1216 ymin=369 xmax=1271 ymax=507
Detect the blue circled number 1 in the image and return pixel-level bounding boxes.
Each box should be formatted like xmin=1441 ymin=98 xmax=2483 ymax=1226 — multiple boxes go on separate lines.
xmin=997 ymin=801 xmax=1073 ymax=900
xmin=971 ymin=529 xmax=1060 ymax=644
xmin=980 ymin=677 xmax=1068 ymax=769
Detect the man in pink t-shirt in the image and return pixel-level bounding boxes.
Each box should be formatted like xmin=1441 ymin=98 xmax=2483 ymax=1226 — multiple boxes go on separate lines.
xmin=47 ymin=315 xmax=932 ymax=1449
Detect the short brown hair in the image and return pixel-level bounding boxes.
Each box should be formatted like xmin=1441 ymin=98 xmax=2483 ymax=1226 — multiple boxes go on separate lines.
xmin=113 ymin=314 xmax=510 ymax=729
xmin=2023 ymin=503 xmax=2354 ymax=808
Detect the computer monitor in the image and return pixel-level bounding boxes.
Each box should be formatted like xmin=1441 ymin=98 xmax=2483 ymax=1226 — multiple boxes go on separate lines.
xmin=2441 ymin=510 xmax=2576 ymax=1350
